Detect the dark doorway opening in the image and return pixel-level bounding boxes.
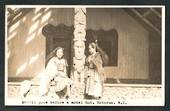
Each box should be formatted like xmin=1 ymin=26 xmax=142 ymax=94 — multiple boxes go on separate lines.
xmin=42 ymin=24 xmax=74 ymax=77
xmin=85 ymin=29 xmax=118 ymax=66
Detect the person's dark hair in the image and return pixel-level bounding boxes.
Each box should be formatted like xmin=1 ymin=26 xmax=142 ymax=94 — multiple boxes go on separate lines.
xmin=46 ymin=47 xmax=64 ymax=66
xmin=89 ymin=41 xmax=109 ymax=66
xmin=53 ymin=47 xmax=64 ymax=59
xmin=89 ymin=42 xmax=97 ymax=50
xmin=54 ymin=47 xmax=64 ymax=53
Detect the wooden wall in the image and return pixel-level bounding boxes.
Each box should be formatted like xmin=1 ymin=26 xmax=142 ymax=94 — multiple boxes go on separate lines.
xmin=149 ymin=34 xmax=161 ymax=84
xmin=87 ymin=8 xmax=149 ymax=79
xmin=7 ymin=8 xmax=74 ymax=79
xmin=8 ymin=8 xmax=156 ymax=81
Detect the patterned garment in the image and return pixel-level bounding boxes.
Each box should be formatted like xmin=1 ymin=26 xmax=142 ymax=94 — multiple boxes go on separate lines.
xmin=85 ymin=52 xmax=104 ymax=98
xmin=39 ymin=57 xmax=72 ymax=96
xmin=85 ymin=69 xmax=103 ymax=97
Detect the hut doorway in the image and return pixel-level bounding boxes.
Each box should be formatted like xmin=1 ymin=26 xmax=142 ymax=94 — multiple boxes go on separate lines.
xmin=42 ymin=24 xmax=74 ymax=77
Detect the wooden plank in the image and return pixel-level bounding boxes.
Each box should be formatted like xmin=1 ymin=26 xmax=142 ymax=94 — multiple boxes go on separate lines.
xmin=130 ymin=9 xmax=161 ymax=35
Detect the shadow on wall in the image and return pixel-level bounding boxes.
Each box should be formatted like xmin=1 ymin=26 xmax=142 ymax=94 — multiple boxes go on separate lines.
xmin=8 ymin=8 xmax=53 ymax=80
xmin=8 ymin=8 xmax=74 ymax=81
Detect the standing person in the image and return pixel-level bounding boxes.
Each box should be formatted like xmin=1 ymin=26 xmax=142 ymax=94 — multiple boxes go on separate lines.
xmin=39 ymin=47 xmax=72 ymax=99
xmin=85 ymin=42 xmax=105 ymax=99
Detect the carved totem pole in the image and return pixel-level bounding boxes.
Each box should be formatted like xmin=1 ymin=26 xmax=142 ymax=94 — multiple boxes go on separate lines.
xmin=73 ymin=8 xmax=86 ymax=84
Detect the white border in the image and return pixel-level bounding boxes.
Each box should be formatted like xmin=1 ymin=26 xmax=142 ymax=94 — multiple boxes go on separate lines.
xmin=5 ymin=5 xmax=8 ymax=106
xmin=6 ymin=5 xmax=164 ymax=8
xmin=5 ymin=5 xmax=165 ymax=106
xmin=162 ymin=6 xmax=165 ymax=106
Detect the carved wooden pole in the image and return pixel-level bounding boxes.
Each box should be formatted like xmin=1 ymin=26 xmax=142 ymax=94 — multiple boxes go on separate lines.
xmin=73 ymin=8 xmax=86 ymax=84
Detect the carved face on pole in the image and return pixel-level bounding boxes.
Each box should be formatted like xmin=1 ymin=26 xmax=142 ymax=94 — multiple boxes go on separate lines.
xmin=74 ymin=41 xmax=85 ymax=60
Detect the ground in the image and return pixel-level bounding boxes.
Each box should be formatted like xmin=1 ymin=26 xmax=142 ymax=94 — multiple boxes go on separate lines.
xmin=7 ymin=82 xmax=163 ymax=105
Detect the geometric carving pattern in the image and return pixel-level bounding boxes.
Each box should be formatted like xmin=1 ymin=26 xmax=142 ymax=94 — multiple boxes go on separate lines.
xmin=73 ymin=8 xmax=86 ymax=83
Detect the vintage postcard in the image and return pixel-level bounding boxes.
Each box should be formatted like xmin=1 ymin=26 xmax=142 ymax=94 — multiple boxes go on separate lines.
xmin=5 ymin=5 xmax=165 ymax=106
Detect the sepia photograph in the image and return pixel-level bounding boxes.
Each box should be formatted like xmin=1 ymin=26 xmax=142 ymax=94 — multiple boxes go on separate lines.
xmin=5 ymin=5 xmax=165 ymax=106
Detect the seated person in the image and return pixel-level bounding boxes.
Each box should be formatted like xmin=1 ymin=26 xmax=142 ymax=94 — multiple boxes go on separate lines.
xmin=39 ymin=47 xmax=72 ymax=99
